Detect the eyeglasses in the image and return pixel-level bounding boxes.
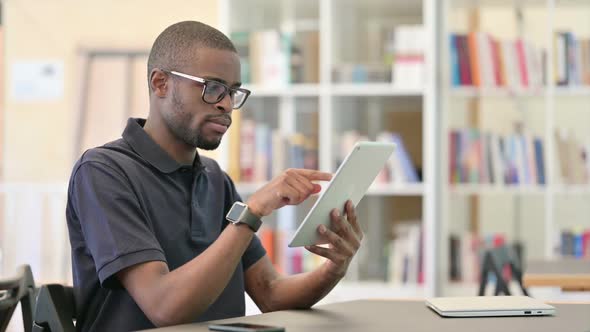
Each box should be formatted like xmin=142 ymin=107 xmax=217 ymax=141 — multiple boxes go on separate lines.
xmin=165 ymin=70 xmax=250 ymax=109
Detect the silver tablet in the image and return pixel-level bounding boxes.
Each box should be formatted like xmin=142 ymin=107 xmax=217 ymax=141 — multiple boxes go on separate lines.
xmin=288 ymin=141 xmax=396 ymax=247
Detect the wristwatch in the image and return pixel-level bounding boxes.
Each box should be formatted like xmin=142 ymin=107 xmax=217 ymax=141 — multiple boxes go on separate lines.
xmin=226 ymin=202 xmax=262 ymax=232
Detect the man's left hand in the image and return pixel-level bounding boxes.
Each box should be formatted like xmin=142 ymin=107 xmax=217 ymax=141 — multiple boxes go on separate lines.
xmin=305 ymin=200 xmax=364 ymax=278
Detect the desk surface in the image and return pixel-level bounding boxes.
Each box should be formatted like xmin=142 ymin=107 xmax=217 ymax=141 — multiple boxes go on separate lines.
xmin=524 ymin=259 xmax=590 ymax=290
xmin=143 ymin=299 xmax=590 ymax=332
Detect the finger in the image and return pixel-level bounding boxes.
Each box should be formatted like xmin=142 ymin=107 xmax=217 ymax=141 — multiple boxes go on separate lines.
xmin=345 ymin=200 xmax=363 ymax=240
xmin=294 ymin=169 xmax=333 ymax=181
xmin=305 ymin=245 xmax=347 ymax=265
xmin=331 ymin=208 xmax=361 ymax=249
xmin=287 ymin=169 xmax=316 ymax=194
xmin=318 ymin=224 xmax=354 ymax=256
xmin=329 ymin=209 xmax=346 ymax=236
xmin=284 ymin=176 xmax=310 ymax=204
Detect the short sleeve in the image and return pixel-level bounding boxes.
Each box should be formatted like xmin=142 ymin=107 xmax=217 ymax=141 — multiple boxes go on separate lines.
xmin=242 ymin=234 xmax=267 ymax=270
xmin=223 ymin=172 xmax=267 ymax=270
xmin=70 ymin=161 xmax=166 ymax=287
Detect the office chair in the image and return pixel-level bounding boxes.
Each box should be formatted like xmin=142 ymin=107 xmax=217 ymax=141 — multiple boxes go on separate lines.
xmin=32 ymin=284 xmax=76 ymax=332
xmin=478 ymin=244 xmax=529 ymax=296
xmin=0 ymin=264 xmax=36 ymax=332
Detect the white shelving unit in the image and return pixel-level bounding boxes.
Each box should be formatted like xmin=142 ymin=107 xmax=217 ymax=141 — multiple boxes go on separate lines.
xmin=237 ymin=182 xmax=426 ymax=197
xmin=449 ymin=185 xmax=548 ymax=195
xmin=450 ymin=86 xmax=590 ymax=98
xmin=440 ymin=0 xmax=590 ymax=296
xmin=242 ymin=84 xmax=321 ymax=97
xmin=448 ymin=184 xmax=590 ymax=196
xmin=241 ymin=84 xmax=425 ymax=97
xmin=219 ymin=0 xmax=589 ymax=302
xmin=219 ymin=0 xmax=440 ymax=299
xmin=330 ymin=84 xmax=424 ymax=97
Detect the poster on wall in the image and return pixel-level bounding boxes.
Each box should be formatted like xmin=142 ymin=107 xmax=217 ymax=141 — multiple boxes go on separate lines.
xmin=10 ymin=60 xmax=64 ymax=102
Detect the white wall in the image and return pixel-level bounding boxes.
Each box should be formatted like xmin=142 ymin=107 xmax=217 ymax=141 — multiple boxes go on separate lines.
xmin=4 ymin=0 xmax=220 ymax=182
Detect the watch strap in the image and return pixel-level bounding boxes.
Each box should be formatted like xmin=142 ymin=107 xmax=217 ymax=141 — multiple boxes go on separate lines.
xmin=241 ymin=209 xmax=262 ymax=232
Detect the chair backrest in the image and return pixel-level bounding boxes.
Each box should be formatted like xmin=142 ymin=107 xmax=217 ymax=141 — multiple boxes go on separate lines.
xmin=32 ymin=284 xmax=75 ymax=332
xmin=0 ymin=265 xmax=36 ymax=332
xmin=478 ymin=244 xmax=529 ymax=296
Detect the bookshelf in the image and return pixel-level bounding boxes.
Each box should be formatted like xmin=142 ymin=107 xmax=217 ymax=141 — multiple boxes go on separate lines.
xmin=242 ymin=84 xmax=321 ymax=97
xmin=218 ymin=0 xmax=589 ymax=300
xmin=330 ymin=84 xmax=424 ymax=96
xmin=449 ymin=184 xmax=547 ymax=195
xmin=241 ymin=84 xmax=425 ymax=97
xmin=451 ymin=86 xmax=590 ymax=97
xmin=218 ymin=0 xmax=439 ymax=298
xmin=440 ymin=0 xmax=590 ymax=296
xmin=236 ymin=183 xmax=426 ymax=197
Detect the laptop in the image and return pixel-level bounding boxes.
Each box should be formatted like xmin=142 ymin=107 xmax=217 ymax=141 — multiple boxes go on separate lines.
xmin=426 ymin=296 xmax=556 ymax=317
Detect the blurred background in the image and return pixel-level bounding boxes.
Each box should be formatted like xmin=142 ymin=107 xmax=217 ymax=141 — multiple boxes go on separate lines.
xmin=1 ymin=0 xmax=590 ymax=329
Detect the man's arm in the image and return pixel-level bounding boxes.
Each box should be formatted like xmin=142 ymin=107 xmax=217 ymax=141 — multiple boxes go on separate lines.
xmin=117 ymin=168 xmax=332 ymax=327
xmin=117 ymin=223 xmax=253 ymax=327
xmin=245 ymin=200 xmax=363 ymax=311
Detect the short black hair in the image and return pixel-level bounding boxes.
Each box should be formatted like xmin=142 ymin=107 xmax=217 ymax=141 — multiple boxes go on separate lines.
xmin=147 ymin=21 xmax=236 ymax=86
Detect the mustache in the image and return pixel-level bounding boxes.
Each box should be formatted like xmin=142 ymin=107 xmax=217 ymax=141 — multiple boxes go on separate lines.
xmin=204 ymin=114 xmax=232 ymax=127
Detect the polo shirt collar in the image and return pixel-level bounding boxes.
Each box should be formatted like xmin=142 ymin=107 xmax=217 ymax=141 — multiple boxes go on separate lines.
xmin=122 ymin=118 xmax=201 ymax=174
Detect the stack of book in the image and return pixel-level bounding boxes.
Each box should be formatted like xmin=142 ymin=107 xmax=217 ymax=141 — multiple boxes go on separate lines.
xmin=554 ymin=32 xmax=590 ymax=86
xmin=448 ymin=128 xmax=546 ymax=186
xmin=227 ymin=112 xmax=318 ymax=183
xmin=554 ymin=129 xmax=590 ymax=185
xmin=391 ymin=25 xmax=426 ymax=88
xmin=450 ymin=33 xmax=545 ymax=89
xmin=231 ymin=29 xmax=320 ymax=85
xmin=559 ymin=228 xmax=590 ymax=258
xmin=387 ymin=221 xmax=424 ymax=285
xmin=331 ymin=24 xmax=425 ymax=85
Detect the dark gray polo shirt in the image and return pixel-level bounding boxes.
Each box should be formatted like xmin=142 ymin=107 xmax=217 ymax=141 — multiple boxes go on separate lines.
xmin=66 ymin=118 xmax=266 ymax=332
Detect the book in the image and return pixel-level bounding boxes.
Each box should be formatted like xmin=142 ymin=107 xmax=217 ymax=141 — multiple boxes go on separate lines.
xmin=449 ymin=128 xmax=546 ymax=186
xmin=291 ymin=31 xmax=320 ymax=83
xmin=388 ymin=222 xmax=422 ymax=285
xmin=450 ymin=32 xmax=551 ymax=89
xmin=231 ymin=31 xmax=251 ymax=84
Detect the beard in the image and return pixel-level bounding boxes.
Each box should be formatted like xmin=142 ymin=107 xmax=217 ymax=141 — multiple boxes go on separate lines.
xmin=162 ymin=85 xmax=225 ymax=150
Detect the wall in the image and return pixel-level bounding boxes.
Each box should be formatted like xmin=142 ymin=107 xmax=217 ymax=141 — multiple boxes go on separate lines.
xmin=4 ymin=0 xmax=220 ymax=182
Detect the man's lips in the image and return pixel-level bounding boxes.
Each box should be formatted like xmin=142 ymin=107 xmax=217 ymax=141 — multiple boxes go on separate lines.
xmin=206 ymin=115 xmax=231 ymax=127
xmin=208 ymin=118 xmax=231 ymax=127
xmin=205 ymin=120 xmax=229 ymax=133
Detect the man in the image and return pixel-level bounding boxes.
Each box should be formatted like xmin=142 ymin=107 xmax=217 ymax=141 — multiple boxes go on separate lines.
xmin=66 ymin=21 xmax=363 ymax=331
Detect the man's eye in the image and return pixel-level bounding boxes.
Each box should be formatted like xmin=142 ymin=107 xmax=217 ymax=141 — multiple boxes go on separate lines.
xmin=207 ymin=83 xmax=225 ymax=94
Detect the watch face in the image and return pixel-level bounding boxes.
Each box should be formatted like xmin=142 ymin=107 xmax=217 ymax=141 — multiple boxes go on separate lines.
xmin=227 ymin=202 xmax=247 ymax=221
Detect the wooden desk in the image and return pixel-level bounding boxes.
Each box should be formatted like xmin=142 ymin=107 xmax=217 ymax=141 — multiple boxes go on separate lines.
xmin=142 ymin=299 xmax=590 ymax=332
xmin=524 ymin=259 xmax=590 ymax=291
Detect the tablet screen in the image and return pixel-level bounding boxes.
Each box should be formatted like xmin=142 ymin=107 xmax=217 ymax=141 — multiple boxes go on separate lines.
xmin=288 ymin=141 xmax=395 ymax=247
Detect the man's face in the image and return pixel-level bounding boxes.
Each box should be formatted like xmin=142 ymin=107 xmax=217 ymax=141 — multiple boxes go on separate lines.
xmin=162 ymin=47 xmax=241 ymax=150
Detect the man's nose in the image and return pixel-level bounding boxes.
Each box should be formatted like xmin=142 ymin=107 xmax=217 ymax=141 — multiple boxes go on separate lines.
xmin=215 ymin=93 xmax=233 ymax=113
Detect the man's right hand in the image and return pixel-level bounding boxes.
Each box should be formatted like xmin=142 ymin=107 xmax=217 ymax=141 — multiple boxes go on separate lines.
xmin=246 ymin=168 xmax=332 ymax=217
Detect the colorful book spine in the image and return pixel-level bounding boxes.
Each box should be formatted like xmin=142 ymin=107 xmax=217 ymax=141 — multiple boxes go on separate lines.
xmin=448 ymin=128 xmax=546 ymax=186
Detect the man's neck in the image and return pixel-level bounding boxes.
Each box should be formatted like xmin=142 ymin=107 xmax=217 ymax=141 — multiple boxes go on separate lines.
xmin=143 ymin=116 xmax=196 ymax=165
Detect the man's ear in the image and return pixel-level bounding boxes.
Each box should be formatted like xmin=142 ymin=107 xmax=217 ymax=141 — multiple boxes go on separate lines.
xmin=150 ymin=69 xmax=169 ymax=97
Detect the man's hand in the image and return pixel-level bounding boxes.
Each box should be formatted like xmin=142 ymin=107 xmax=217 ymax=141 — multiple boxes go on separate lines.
xmin=247 ymin=168 xmax=332 ymax=217
xmin=305 ymin=200 xmax=363 ymax=278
